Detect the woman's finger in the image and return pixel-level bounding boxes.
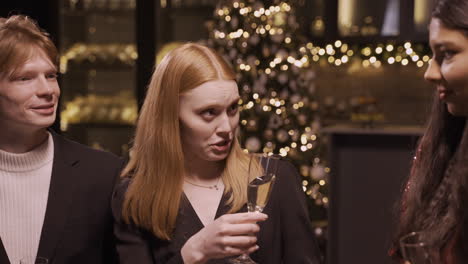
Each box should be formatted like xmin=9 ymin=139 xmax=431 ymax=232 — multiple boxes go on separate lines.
xmin=221 ymin=245 xmax=248 ymax=257
xmin=218 ymin=234 xmax=257 ymax=248
xmin=221 ymin=212 xmax=268 ymax=224
xmin=216 ymin=223 xmax=260 ymax=236
xmin=244 ymin=244 xmax=260 ymax=254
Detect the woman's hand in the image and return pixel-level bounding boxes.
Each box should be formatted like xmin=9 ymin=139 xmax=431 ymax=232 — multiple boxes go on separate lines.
xmin=181 ymin=212 xmax=268 ymax=264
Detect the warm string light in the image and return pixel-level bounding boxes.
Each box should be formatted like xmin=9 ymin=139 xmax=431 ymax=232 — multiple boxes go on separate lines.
xmin=213 ymin=1 xmax=330 ymax=206
xmin=240 ymin=108 xmax=318 ymax=156
xmin=213 ymin=5 xmax=429 ymax=72
xmin=214 ymin=23 xmax=431 ymax=69
xmin=215 ymin=8 xmax=430 ymax=71
xmin=214 ymin=3 xmax=294 ymax=40
xmin=300 ymin=41 xmax=431 ymax=68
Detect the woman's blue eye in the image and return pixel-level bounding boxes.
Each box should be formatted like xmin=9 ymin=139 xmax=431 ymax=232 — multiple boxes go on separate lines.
xmin=202 ymin=109 xmax=216 ymax=116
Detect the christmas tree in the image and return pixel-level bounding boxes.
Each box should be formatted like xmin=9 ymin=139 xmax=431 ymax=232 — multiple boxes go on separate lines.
xmin=206 ymin=0 xmax=329 ymax=228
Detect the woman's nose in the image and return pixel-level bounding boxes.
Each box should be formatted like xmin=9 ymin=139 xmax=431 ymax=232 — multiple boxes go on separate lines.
xmin=217 ymin=113 xmax=233 ymax=134
xmin=424 ymin=59 xmax=442 ymax=84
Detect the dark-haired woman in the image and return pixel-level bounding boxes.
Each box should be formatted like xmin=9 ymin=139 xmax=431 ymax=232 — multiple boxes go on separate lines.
xmin=392 ymin=0 xmax=468 ymax=262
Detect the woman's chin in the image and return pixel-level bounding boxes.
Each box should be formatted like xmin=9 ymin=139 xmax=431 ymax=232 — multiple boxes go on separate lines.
xmin=205 ymin=152 xmax=229 ymax=162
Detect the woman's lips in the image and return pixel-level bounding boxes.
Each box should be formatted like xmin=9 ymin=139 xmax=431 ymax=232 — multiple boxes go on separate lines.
xmin=211 ymin=140 xmax=232 ymax=153
xmin=438 ymin=89 xmax=454 ymax=100
xmin=31 ymin=104 xmax=55 ymax=115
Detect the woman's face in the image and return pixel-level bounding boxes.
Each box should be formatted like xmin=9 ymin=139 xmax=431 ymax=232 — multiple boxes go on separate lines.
xmin=179 ymin=80 xmax=240 ymax=163
xmin=425 ymin=18 xmax=468 ymax=116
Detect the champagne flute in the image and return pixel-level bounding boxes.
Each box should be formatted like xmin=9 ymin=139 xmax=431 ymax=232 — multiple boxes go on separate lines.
xmin=230 ymin=153 xmax=279 ymax=264
xmin=399 ymin=231 xmax=441 ymax=264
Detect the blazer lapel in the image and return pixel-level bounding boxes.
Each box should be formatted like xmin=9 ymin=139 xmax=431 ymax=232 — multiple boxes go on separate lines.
xmin=36 ymin=132 xmax=80 ymax=261
xmin=0 ymin=238 xmax=10 ymax=264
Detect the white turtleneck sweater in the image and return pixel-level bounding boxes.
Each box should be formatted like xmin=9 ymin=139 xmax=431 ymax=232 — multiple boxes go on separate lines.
xmin=0 ymin=133 xmax=53 ymax=263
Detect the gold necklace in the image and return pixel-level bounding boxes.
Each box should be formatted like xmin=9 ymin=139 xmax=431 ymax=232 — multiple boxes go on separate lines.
xmin=184 ymin=177 xmax=221 ymax=190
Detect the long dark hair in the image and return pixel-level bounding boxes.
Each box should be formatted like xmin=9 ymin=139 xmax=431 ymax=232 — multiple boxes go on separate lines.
xmin=393 ymin=0 xmax=468 ymax=260
xmin=433 ymin=0 xmax=468 ymax=36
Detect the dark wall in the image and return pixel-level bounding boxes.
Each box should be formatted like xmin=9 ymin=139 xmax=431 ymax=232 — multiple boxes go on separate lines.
xmin=327 ymin=130 xmax=420 ymax=264
xmin=0 ymin=0 xmax=59 ymax=43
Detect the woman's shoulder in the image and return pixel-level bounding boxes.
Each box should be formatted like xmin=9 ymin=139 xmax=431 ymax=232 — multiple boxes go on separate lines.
xmin=277 ymin=159 xmax=299 ymax=178
xmin=277 ymin=159 xmax=296 ymax=170
xmin=114 ymin=177 xmax=132 ymax=198
xmin=274 ymin=159 xmax=303 ymax=192
xmin=112 ymin=177 xmax=132 ymax=219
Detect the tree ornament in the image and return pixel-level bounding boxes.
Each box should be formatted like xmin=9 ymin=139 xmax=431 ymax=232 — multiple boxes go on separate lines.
xmin=278 ymin=73 xmax=288 ymax=84
xmin=271 ymin=33 xmax=285 ymax=43
xmin=231 ymin=15 xmax=239 ymax=28
xmin=311 ymin=164 xmax=326 ymax=181
xmin=263 ymin=129 xmax=274 ymax=140
xmin=245 ymin=136 xmax=261 ymax=152
xmin=268 ymin=114 xmax=283 ymax=129
xmin=276 ymin=129 xmax=289 ymax=143
xmin=248 ymin=34 xmax=260 ymax=45
xmin=300 ymin=165 xmax=310 ymax=177
xmin=297 ymin=114 xmax=308 ymax=126
xmin=273 ymin=11 xmax=287 ymax=26
xmin=246 ymin=118 xmax=258 ymax=131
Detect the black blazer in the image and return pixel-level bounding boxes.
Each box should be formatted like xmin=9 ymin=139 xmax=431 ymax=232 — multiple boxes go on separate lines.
xmin=113 ymin=161 xmax=322 ymax=264
xmin=0 ymin=131 xmax=123 ymax=264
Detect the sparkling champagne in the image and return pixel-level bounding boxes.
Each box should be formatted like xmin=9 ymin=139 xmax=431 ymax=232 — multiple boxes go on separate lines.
xmin=247 ymin=174 xmax=276 ymax=213
xmin=229 ymin=154 xmax=279 ymax=264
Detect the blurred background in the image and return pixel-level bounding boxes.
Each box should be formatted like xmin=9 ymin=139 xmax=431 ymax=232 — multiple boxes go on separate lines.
xmin=0 ymin=0 xmax=436 ymax=263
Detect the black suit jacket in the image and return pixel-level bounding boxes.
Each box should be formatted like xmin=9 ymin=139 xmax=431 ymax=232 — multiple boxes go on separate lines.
xmin=113 ymin=161 xmax=322 ymax=264
xmin=0 ymin=131 xmax=123 ymax=264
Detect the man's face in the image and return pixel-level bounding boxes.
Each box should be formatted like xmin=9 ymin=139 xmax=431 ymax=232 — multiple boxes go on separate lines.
xmin=0 ymin=50 xmax=60 ymax=131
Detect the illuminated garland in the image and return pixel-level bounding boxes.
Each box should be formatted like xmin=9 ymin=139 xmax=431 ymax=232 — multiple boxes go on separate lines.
xmin=302 ymin=41 xmax=431 ymax=68
xmin=214 ymin=2 xmax=431 ymax=70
